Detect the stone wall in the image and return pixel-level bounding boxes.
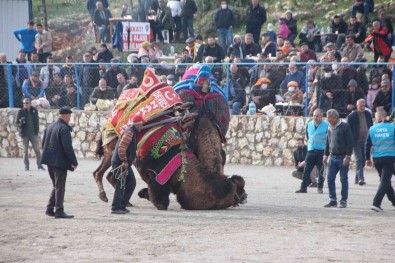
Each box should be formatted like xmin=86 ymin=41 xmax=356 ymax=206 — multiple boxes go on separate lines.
xmin=0 ymin=109 xmax=310 ymax=166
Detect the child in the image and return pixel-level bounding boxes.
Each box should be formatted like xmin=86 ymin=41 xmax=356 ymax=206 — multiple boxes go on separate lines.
xmin=278 ymin=18 xmax=291 ymax=39
xmin=266 ymin=23 xmax=277 ymax=43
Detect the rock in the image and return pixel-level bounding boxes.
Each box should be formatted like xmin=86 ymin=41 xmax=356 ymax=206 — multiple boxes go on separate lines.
xmin=274 ymin=158 xmax=283 ymax=166
xmin=246 ymin=133 xmax=255 ymax=143
xmin=241 ymin=148 xmax=251 ymax=158
xmin=295 ymin=118 xmax=305 ymax=132
xmin=264 ymin=158 xmax=273 ymax=166
xmin=76 ymin=131 xmax=86 ymax=141
xmin=263 ymin=147 xmax=273 ymax=157
xmin=238 ymin=137 xmax=248 ymax=149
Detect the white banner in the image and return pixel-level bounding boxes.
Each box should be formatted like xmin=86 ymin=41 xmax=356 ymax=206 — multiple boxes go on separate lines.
xmin=122 ymin=22 xmax=150 ymax=51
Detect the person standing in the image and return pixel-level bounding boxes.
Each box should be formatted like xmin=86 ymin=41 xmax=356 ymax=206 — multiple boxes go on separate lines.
xmin=365 ymin=109 xmax=395 ymax=212
xmin=17 ymin=98 xmax=45 ymax=171
xmin=181 ymin=0 xmax=197 ymax=40
xmin=245 ymin=0 xmax=267 ymax=44
xmin=13 ymin=21 xmax=37 ymax=61
xmin=34 ymin=23 xmax=52 ymax=63
xmin=365 ymin=21 xmax=392 ymax=62
xmin=215 ymin=0 xmax=236 ymax=54
xmin=346 ymin=99 xmax=373 ymax=185
xmin=41 ymin=107 xmax=78 ymax=218
xmin=323 ymin=109 xmax=353 ymax=208
xmin=296 ymin=109 xmax=329 ymax=194
xmin=111 ymin=114 xmax=145 ymax=214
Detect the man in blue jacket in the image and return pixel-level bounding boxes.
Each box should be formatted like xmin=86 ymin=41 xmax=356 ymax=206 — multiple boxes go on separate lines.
xmin=366 ymin=108 xmax=395 ymax=212
xmin=41 ymin=107 xmax=78 ymax=218
xmin=346 ymin=99 xmax=373 ymax=186
xmin=13 ymin=21 xmax=37 ymax=61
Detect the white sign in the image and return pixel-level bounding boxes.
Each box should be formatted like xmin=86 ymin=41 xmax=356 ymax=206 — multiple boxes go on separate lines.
xmin=122 ymin=22 xmax=150 ymax=51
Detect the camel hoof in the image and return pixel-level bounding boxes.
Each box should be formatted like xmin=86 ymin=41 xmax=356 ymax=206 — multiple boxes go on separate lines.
xmin=239 ymin=192 xmax=248 ymax=204
xmin=138 ymin=188 xmax=149 ymax=199
xmin=155 ymin=203 xmax=168 ymax=210
xmin=99 ymin=192 xmax=108 ymax=203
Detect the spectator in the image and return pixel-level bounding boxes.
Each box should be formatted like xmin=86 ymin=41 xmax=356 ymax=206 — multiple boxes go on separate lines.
xmin=0 ymin=53 xmax=10 ymax=107
xmin=227 ymin=64 xmax=246 ymax=115
xmin=355 ymin=61 xmax=369 ymax=96
xmin=278 ymin=18 xmax=290 ymax=40
xmin=281 ymin=39 xmax=294 ymax=57
xmin=260 ymin=32 xmax=276 ymax=58
xmin=22 ymin=72 xmax=45 ymax=99
xmin=366 ymin=78 xmax=380 ymax=109
xmin=317 ymin=65 xmax=342 ymax=112
xmin=373 ymin=79 xmax=392 ymax=115
xmin=345 ymin=16 xmax=366 ymax=44
xmin=344 ymin=79 xmax=365 ymax=113
xmin=62 ymin=85 xmax=78 ymax=108
xmin=60 ymin=56 xmax=76 ymax=79
xmin=167 ymin=0 xmax=182 ymax=42
xmin=97 ymin=43 xmax=113 ymax=63
xmin=263 ymin=60 xmax=284 ymax=92
xmin=149 ymin=42 xmax=164 ymax=60
xmin=351 ymin=0 xmax=374 ymax=24
xmin=299 ymin=20 xmax=321 ymax=52
xmin=138 ymin=41 xmax=151 ymax=59
xmin=365 ymin=21 xmax=392 ymax=62
xmin=251 ymin=77 xmax=275 ymax=109
xmin=337 ymin=57 xmax=358 ymax=101
xmin=157 ymin=0 xmax=175 ymax=43
xmin=202 ymin=36 xmax=225 ymax=63
xmin=300 ymin=42 xmax=317 ymax=62
xmin=46 ymin=73 xmax=66 ymax=108
xmin=284 ymin=10 xmax=297 ymax=45
xmin=93 ymin=1 xmax=113 ymax=43
xmin=16 ymin=97 xmax=44 ymax=171
xmin=194 ymin=34 xmax=205 ymax=62
xmin=280 ymin=63 xmax=305 ymax=94
xmin=246 ymin=0 xmax=267 ymax=44
xmin=87 ymin=0 xmax=109 ymax=20
xmin=323 ymin=109 xmax=353 ymax=208
xmin=34 ymin=23 xmax=52 ymax=63
xmin=104 ymin=58 xmax=128 ymax=94
xmin=120 ymin=3 xmax=129 ymax=17
xmin=181 ymin=0 xmax=197 ymax=40
xmin=40 ymin=56 xmax=61 ymax=89
xmin=374 ymin=9 xmax=393 ymax=47
xmin=116 ymin=73 xmax=129 ymax=97
xmin=13 ymin=21 xmax=37 ymax=61
xmin=324 ymin=42 xmax=341 ymax=62
xmin=41 ymin=107 xmax=78 ymax=219
xmin=90 ymin=46 xmax=99 ymax=62
xmin=329 ymin=15 xmax=348 ymax=49
xmin=79 ymin=53 xmax=100 ymax=105
xmin=175 ymin=49 xmax=192 ymax=80
xmin=369 ymin=56 xmax=393 ymax=83
xmin=365 ymin=109 xmax=395 ymax=212
xmin=63 ymin=74 xmax=75 ymax=89
xmin=123 ymin=75 xmax=139 ymax=91
xmin=98 ymin=59 xmax=107 ymax=79
xmin=90 ymin=79 xmax=115 ymax=105
xmin=242 ymin=33 xmax=260 ymax=57
xmin=283 ymin=80 xmax=304 ymax=104
xmin=266 ymin=23 xmax=277 ymax=43
xmin=215 ymin=0 xmax=236 ymax=53
xmin=295 ymin=109 xmax=328 ymax=194
xmin=346 ymin=99 xmax=373 ymax=186
xmin=291 ymin=138 xmax=318 ymax=187
xmin=166 ymin=74 xmax=176 ymax=86
xmin=248 ymin=55 xmax=266 ymax=86
xmin=341 ymin=35 xmax=364 ymax=62
xmin=227 ymin=35 xmax=245 ymax=59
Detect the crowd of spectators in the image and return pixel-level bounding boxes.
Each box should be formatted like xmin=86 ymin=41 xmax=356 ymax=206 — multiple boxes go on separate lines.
xmin=0 ymin=0 xmax=394 ymax=116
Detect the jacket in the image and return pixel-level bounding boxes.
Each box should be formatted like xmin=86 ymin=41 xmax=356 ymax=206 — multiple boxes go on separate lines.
xmin=285 ymin=17 xmax=297 ymax=35
xmin=324 ymin=122 xmax=353 ymax=156
xmin=16 ymin=106 xmax=39 ymax=137
xmin=97 ymin=49 xmax=114 ymax=63
xmin=373 ymin=89 xmax=392 ymax=114
xmin=41 ymin=118 xmax=78 ymax=171
xmin=79 ymin=64 xmax=100 ymax=88
xmin=112 ymin=21 xmax=123 ymax=52
xmin=346 ymin=110 xmax=373 ymax=146
xmin=228 ymin=73 xmax=246 ymax=106
xmin=22 ymin=78 xmax=45 ymax=99
xmin=90 ymin=87 xmax=115 ymax=104
xmin=13 ymin=28 xmax=37 ymax=52
xmin=293 ymin=145 xmax=307 ymax=171
xmin=34 ymin=31 xmax=52 ymax=54
xmin=280 ymin=70 xmax=305 ymax=94
xmin=39 ymin=65 xmax=61 ymax=88
xmin=158 ymin=6 xmax=175 ymax=30
xmin=93 ymin=8 xmax=112 ymax=27
xmin=365 ymin=27 xmax=392 ymax=57
xmin=215 ymin=8 xmax=236 ymax=29
xmin=341 ymin=43 xmax=364 ymax=62
xmin=366 ymin=121 xmax=395 ymax=159
xmin=246 ymin=4 xmax=267 ymax=31
xmin=202 ymin=44 xmax=225 ymax=63
xmin=181 ymin=0 xmax=197 ymax=19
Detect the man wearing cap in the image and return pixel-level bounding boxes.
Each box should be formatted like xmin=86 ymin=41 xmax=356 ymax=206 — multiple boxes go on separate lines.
xmin=246 ymin=0 xmax=267 ymax=44
xmin=227 ymin=35 xmax=245 ymax=59
xmin=41 ymin=107 xmax=78 ymax=218
xmin=215 ymin=0 xmax=236 ymax=53
xmin=260 ymin=32 xmax=276 ymax=58
xmin=373 ymin=79 xmax=392 ymax=115
xmin=17 ymin=98 xmax=44 ymax=171
xmin=341 ymin=35 xmax=364 ymax=62
xmin=346 ymin=99 xmax=373 ymax=186
xmin=111 ymin=113 xmax=145 ymax=214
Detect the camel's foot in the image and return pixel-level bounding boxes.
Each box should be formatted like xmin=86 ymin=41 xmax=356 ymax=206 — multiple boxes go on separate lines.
xmin=155 ymin=203 xmax=168 ymax=210
xmin=138 ymin=188 xmax=149 ymax=199
xmin=239 ymin=192 xmax=248 ymax=205
xmin=99 ymin=192 xmax=108 ymax=203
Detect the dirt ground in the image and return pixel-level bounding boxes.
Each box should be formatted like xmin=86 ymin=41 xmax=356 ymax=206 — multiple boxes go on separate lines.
xmin=0 ymin=158 xmax=394 ymax=263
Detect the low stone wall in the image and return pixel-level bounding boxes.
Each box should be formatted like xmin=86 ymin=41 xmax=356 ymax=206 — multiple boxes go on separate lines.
xmin=0 ymin=109 xmax=309 ymax=166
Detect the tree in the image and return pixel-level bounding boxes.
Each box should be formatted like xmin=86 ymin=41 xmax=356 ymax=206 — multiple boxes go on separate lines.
xmin=41 ymin=0 xmax=48 ymax=30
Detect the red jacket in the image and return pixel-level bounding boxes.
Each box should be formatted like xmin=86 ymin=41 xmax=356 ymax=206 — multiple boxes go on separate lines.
xmin=365 ymin=27 xmax=391 ymax=57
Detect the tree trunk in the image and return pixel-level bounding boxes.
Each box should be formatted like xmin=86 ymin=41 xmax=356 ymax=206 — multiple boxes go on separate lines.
xmin=41 ymin=0 xmax=48 ymax=30
xmin=130 ymin=0 xmax=134 ymax=17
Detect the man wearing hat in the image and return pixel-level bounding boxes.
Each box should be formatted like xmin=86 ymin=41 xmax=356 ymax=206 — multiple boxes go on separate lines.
xmin=373 ymin=79 xmax=392 ymax=115
xmin=41 ymin=107 xmax=78 ymax=218
xmin=111 ymin=113 xmax=146 ymax=214
xmin=260 ymin=32 xmax=276 ymax=58
xmin=17 ymin=98 xmax=45 ymax=171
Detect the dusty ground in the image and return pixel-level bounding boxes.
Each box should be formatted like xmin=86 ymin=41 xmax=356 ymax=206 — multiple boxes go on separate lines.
xmin=0 ymin=158 xmax=394 ymax=263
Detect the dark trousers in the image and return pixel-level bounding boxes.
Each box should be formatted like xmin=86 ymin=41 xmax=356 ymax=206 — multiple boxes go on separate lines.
xmin=47 ymin=165 xmax=68 ymax=213
xmin=38 ymin=52 xmax=51 ymax=63
xmin=301 ymin=150 xmax=325 ymax=190
xmin=111 ymin=163 xmax=136 ymax=210
xmin=373 ymin=156 xmax=395 ymax=207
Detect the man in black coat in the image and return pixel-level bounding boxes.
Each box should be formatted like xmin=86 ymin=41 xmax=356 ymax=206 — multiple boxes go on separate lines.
xmin=246 ymin=0 xmax=267 ymax=44
xmin=202 ymin=36 xmax=225 ymax=63
xmin=41 ymin=107 xmax=78 ymax=219
xmin=17 ymin=98 xmax=45 ymax=171
xmin=373 ymin=79 xmax=392 ymax=115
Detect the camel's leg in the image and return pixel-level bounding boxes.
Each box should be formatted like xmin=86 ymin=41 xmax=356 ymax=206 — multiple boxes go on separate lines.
xmin=93 ymin=149 xmax=112 ymax=203
xmin=147 ymin=171 xmax=171 ymax=210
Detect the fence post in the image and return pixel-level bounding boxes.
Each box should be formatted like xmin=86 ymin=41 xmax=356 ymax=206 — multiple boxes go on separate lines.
xmin=74 ymin=64 xmax=81 ymax=110
xmin=225 ymin=62 xmax=229 ymax=102
xmin=6 ymin=64 xmax=14 ymax=108
xmin=392 ymin=62 xmax=395 ymax=112
xmin=305 ymin=63 xmax=309 ymax=117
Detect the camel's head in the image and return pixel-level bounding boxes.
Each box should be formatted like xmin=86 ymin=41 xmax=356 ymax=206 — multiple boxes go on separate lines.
xmin=230 ymin=175 xmax=247 ymax=205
